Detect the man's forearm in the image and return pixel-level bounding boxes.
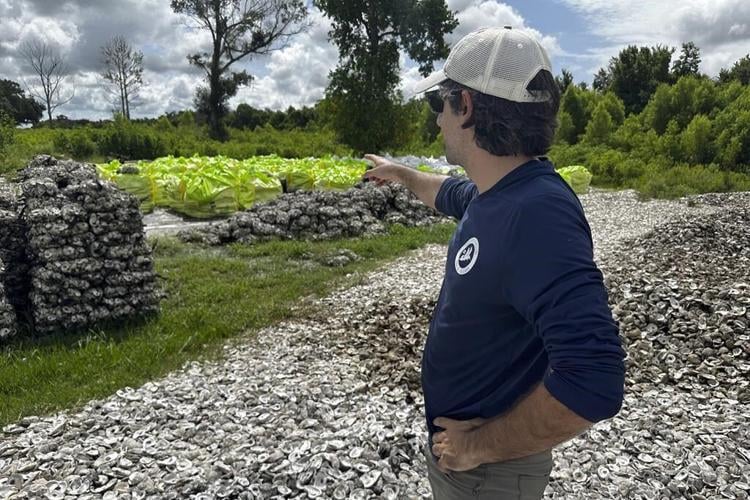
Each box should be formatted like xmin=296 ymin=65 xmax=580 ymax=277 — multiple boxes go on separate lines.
xmin=470 ymin=382 xmax=593 ymax=463
xmin=396 ymin=168 xmax=448 ymax=210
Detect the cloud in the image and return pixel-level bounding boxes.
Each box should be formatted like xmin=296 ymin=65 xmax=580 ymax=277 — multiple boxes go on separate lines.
xmin=0 ymin=0 xmax=201 ymax=118
xmin=561 ymin=0 xmax=750 ymax=77
xmin=0 ymin=0 xmax=567 ymax=119
xmin=230 ymin=6 xmax=337 ymax=111
xmin=0 ymin=0 xmax=320 ymax=118
xmin=446 ymin=0 xmax=524 ymax=43
xmin=445 ymin=0 xmax=562 ymax=57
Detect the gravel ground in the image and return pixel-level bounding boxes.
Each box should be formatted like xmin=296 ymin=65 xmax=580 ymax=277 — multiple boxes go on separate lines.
xmin=2 ymin=187 xmax=746 ymax=500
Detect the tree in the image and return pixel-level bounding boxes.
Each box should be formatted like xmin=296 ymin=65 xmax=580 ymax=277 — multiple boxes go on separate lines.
xmin=171 ymin=0 xmax=310 ymax=140
xmin=645 ymin=83 xmax=673 ymax=134
xmin=0 ymin=79 xmax=44 ymax=125
xmin=583 ymin=102 xmax=614 ymax=144
xmin=713 ymin=86 xmax=750 ymax=168
xmin=644 ymin=76 xmax=717 ymax=134
xmin=593 ymin=67 xmax=611 ymax=92
xmin=672 ymin=42 xmax=701 ymax=78
xmin=602 ymin=45 xmax=674 ymax=114
xmin=719 ymin=54 xmax=750 ymax=85
xmin=555 ymin=111 xmax=576 ymax=144
xmin=681 ymin=114 xmax=713 ymax=164
xmin=560 ymin=85 xmax=590 ymax=144
xmin=314 ymin=0 xmax=458 ymax=153
xmin=19 ymin=39 xmax=74 ymax=122
xmin=0 ymin=110 xmax=15 ymax=161
xmin=418 ymin=99 xmax=440 ymax=144
xmin=101 ymin=35 xmax=144 ymax=120
xmin=599 ymin=92 xmax=625 ymax=127
xmin=555 ymin=68 xmax=574 ymax=94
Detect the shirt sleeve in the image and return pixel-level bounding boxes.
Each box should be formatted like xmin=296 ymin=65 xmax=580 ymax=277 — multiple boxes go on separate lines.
xmin=499 ymin=195 xmax=626 ymax=423
xmin=435 ymin=177 xmax=478 ymax=220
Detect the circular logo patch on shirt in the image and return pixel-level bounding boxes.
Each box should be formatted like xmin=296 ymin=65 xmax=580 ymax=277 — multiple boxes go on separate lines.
xmin=454 ymin=237 xmax=479 ymax=275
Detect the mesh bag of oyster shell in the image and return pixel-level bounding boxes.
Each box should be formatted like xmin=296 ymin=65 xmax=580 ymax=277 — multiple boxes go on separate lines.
xmin=178 ymin=181 xmax=450 ymax=245
xmin=603 ymin=204 xmax=750 ymax=401
xmin=18 ymin=155 xmax=160 ymax=334
xmin=0 ymin=259 xmax=17 ymax=340
xmin=0 ymin=180 xmax=30 ymax=321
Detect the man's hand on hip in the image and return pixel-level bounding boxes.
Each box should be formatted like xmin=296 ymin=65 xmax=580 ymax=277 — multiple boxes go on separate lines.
xmin=432 ymin=416 xmax=487 ymax=473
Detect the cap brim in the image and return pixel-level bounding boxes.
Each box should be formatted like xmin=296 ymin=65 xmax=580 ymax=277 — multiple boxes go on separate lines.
xmin=412 ymin=68 xmax=448 ymax=94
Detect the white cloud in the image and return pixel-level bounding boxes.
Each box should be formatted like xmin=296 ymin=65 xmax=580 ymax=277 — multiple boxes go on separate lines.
xmin=561 ymin=0 xmax=750 ymax=77
xmin=446 ymin=0 xmax=525 ymax=43
xmin=1 ymin=0 xmax=567 ymax=119
xmin=445 ymin=0 xmax=562 ymax=58
xmin=230 ymin=7 xmax=337 ymax=110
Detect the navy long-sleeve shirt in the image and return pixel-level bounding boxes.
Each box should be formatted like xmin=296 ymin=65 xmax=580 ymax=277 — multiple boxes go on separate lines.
xmin=422 ymin=158 xmax=625 ymax=444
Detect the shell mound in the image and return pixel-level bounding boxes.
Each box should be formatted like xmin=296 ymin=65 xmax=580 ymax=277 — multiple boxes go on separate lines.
xmin=0 ymin=155 xmax=160 ymax=338
xmin=0 ymin=180 xmax=25 ymax=340
xmin=0 ymin=259 xmax=15 ymax=340
xmin=603 ymin=204 xmax=750 ymax=400
xmin=178 ymin=182 xmax=449 ymax=245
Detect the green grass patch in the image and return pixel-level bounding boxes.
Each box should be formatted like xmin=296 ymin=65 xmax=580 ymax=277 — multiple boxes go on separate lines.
xmin=0 ymin=223 xmax=454 ymax=427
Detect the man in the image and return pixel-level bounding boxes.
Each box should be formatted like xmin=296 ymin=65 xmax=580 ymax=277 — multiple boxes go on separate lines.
xmin=363 ymin=27 xmax=625 ymax=499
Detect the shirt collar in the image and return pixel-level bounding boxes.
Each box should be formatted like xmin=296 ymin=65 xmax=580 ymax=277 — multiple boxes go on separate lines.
xmin=477 ymin=158 xmax=554 ymax=199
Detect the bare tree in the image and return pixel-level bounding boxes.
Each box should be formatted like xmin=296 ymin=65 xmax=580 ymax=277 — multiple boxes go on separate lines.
xmin=171 ymin=0 xmax=310 ymax=139
xmin=19 ymin=39 xmax=74 ymax=122
xmin=101 ymin=35 xmax=144 ymax=120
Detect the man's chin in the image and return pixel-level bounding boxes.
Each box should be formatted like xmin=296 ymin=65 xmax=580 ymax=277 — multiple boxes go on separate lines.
xmin=444 ymin=147 xmax=456 ymax=166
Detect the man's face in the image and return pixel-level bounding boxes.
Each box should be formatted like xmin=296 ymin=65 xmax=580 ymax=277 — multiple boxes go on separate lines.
xmin=435 ymin=89 xmax=468 ymax=166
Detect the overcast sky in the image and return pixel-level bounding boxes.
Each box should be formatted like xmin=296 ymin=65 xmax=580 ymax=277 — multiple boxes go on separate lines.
xmin=1 ymin=0 xmax=748 ymax=120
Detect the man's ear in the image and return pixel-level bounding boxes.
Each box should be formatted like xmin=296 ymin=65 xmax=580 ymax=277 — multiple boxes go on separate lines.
xmin=460 ymin=89 xmax=475 ymax=129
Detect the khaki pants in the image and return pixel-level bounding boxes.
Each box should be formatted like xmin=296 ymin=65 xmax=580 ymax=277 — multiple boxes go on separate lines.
xmin=425 ymin=443 xmax=553 ymax=499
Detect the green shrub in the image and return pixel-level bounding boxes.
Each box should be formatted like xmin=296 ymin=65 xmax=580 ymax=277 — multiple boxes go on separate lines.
xmin=98 ymin=114 xmax=167 ymax=160
xmin=53 ymin=130 xmax=98 ymax=159
xmin=634 ymin=162 xmax=750 ymax=199
xmin=0 ymin=111 xmax=16 ymax=172
xmin=548 ymin=143 xmax=592 ymax=170
xmin=582 ymin=102 xmax=614 ymax=145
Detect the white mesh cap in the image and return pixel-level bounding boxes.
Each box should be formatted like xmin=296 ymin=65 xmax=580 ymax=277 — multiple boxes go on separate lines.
xmin=413 ymin=26 xmax=553 ymax=103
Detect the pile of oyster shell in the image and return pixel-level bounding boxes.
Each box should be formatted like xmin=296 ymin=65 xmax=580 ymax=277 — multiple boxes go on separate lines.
xmin=178 ymin=182 xmax=449 ymax=246
xmin=0 ymin=181 xmax=26 ymax=338
xmin=311 ymin=195 xmax=750 ymax=499
xmin=1 ymin=175 xmax=748 ymax=499
xmin=0 ymin=260 xmax=15 ymax=340
xmin=0 ymin=155 xmax=160 ymax=337
xmin=603 ymin=202 xmax=750 ymax=403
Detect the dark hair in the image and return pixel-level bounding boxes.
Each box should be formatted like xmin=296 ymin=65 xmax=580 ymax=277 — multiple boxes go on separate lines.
xmin=439 ymin=70 xmax=560 ymax=157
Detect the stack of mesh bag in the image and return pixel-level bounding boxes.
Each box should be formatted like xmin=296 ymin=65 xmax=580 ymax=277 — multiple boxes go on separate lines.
xmin=0 ymin=259 xmax=16 ymax=340
xmin=16 ymin=155 xmax=159 ymax=334
xmin=0 ymin=180 xmax=23 ymax=340
xmin=180 ymin=182 xmax=446 ymax=245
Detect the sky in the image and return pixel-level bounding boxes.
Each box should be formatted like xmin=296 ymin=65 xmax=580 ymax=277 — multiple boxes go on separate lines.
xmin=0 ymin=0 xmax=748 ymax=120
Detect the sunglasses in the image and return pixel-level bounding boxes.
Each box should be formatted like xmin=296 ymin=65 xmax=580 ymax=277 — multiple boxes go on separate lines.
xmin=425 ymin=89 xmax=463 ymax=114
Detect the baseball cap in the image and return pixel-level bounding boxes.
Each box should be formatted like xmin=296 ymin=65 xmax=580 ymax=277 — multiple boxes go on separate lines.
xmin=413 ymin=26 xmax=553 ymax=103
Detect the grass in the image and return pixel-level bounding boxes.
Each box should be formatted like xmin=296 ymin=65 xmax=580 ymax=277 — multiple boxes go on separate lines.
xmin=0 ymin=223 xmax=455 ymax=427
